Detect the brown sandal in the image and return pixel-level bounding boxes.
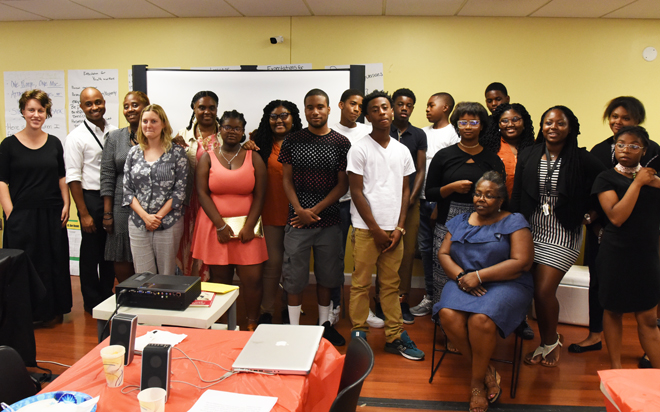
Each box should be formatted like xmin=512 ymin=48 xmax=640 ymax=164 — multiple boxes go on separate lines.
xmin=469 ymin=387 xmax=488 ymax=412
xmin=483 ymin=365 xmax=501 ymax=403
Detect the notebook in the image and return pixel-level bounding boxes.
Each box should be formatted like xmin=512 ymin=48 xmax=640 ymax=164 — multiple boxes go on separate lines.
xmin=232 ymin=324 xmax=324 ymax=375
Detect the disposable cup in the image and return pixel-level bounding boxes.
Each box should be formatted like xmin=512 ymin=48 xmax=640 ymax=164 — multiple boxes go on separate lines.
xmin=100 ymin=345 xmax=125 ymax=387
xmin=137 ymin=387 xmax=167 ymax=412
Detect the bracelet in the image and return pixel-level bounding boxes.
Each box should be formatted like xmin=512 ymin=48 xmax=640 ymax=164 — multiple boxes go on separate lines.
xmin=103 ymin=217 xmax=113 ymax=221
xmin=456 ymin=271 xmax=466 ymax=281
xmin=216 ymin=223 xmax=227 ymax=232
xmin=103 ymin=212 xmax=113 ymax=216
xmin=475 ymin=270 xmax=482 ymax=284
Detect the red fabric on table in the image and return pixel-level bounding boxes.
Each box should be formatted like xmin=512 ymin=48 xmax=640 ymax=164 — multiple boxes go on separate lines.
xmin=599 ymin=369 xmax=660 ymax=412
xmin=43 ymin=325 xmax=344 ymax=412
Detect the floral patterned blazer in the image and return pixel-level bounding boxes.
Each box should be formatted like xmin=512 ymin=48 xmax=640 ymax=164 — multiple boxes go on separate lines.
xmin=122 ymin=144 xmax=188 ymax=230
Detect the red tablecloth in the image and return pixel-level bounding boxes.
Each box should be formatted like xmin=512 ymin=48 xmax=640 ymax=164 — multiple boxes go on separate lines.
xmin=599 ymin=369 xmax=660 ymax=412
xmin=44 ymin=326 xmax=344 ymax=412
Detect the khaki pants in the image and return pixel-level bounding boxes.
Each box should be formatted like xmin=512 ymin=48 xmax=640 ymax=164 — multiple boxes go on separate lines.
xmin=350 ymin=228 xmax=404 ymax=343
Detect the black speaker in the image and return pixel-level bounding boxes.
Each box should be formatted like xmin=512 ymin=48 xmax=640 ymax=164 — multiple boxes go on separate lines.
xmin=109 ymin=313 xmax=137 ymax=365
xmin=141 ymin=343 xmax=172 ymax=401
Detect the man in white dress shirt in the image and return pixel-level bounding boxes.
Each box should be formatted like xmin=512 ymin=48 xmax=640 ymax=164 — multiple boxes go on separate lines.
xmin=65 ymin=87 xmax=117 ymax=313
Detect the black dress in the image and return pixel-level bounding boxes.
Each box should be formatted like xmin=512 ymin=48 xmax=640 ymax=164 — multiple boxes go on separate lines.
xmin=0 ymin=135 xmax=72 ymax=322
xmin=593 ymin=169 xmax=660 ymax=313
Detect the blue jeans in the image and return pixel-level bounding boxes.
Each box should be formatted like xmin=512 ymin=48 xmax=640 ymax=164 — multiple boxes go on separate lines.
xmin=417 ymin=199 xmax=436 ymax=297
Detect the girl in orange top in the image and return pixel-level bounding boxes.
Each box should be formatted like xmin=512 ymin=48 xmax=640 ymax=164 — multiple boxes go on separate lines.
xmin=252 ymin=100 xmax=304 ymax=324
xmin=481 ymin=103 xmax=535 ymax=198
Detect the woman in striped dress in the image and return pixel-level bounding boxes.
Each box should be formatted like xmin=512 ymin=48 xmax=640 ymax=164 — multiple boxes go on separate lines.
xmin=510 ymin=106 xmax=604 ymax=367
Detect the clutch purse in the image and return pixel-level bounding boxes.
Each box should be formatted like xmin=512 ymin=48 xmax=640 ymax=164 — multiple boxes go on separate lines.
xmin=224 ymin=216 xmax=264 ymax=238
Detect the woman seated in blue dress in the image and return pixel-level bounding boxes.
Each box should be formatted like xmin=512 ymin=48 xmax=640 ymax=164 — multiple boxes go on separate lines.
xmin=434 ymin=171 xmax=534 ymax=412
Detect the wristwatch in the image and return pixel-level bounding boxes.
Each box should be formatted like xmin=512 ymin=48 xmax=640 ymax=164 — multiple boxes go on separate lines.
xmin=395 ymin=226 xmax=406 ymax=235
xmin=584 ymin=213 xmax=592 ymax=224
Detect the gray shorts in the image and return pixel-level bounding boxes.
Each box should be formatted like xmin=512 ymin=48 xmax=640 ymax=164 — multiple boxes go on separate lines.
xmin=282 ymin=224 xmax=344 ymax=295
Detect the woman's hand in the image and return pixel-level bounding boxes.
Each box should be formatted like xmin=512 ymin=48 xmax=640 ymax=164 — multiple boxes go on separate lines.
xmin=238 ymin=226 xmax=255 ymax=243
xmin=453 ymin=180 xmax=473 ymax=194
xmin=216 ymin=225 xmax=234 ymax=244
xmin=242 ymin=140 xmax=260 ymax=151
xmin=634 ymin=167 xmax=657 ymax=186
xmin=103 ymin=216 xmax=114 ymax=234
xmin=60 ymin=206 xmax=69 ymax=228
xmin=458 ymin=272 xmax=487 ymax=296
xmin=142 ymin=214 xmax=162 ymax=231
xmin=172 ymin=135 xmax=188 ymax=148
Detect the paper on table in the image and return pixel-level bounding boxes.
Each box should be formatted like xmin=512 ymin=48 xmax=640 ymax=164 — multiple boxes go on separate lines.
xmin=187 ymin=390 xmax=277 ymax=412
xmin=134 ymin=330 xmax=187 ymax=353
xmin=201 ymin=282 xmax=238 ymax=294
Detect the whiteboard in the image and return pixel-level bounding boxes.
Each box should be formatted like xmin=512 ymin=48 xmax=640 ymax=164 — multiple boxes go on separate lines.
xmin=145 ymin=69 xmax=353 ymax=135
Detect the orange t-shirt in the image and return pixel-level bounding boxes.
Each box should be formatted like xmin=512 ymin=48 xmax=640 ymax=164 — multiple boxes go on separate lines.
xmin=261 ymin=143 xmax=289 ymax=226
xmin=497 ymin=138 xmax=517 ymax=199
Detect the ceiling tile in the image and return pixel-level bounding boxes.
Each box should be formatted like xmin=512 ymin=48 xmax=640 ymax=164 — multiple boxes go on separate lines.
xmin=532 ymin=0 xmax=636 ymax=18
xmin=0 ymin=2 xmax=48 ymax=20
xmin=2 ymin=0 xmax=110 ymax=19
xmin=147 ymin=0 xmax=241 ymax=17
xmin=604 ymin=0 xmax=660 ymax=19
xmin=306 ymin=0 xmax=381 ymax=16
xmin=71 ymin=0 xmax=175 ymax=19
xmin=386 ymin=0 xmax=464 ymax=16
xmin=225 ymin=0 xmax=310 ymax=17
xmin=458 ymin=0 xmax=549 ymax=17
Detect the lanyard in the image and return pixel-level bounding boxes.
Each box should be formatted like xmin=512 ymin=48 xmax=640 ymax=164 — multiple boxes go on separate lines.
xmin=543 ymin=145 xmax=560 ymax=197
xmin=83 ymin=121 xmax=104 ymax=150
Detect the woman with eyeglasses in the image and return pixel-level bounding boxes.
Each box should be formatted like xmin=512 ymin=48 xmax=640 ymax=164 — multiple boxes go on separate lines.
xmin=570 ymin=97 xmax=660 ymax=358
xmin=510 ymin=106 xmax=604 ymax=367
xmin=251 ymin=100 xmax=303 ymax=324
xmin=592 ymin=125 xmax=660 ymax=369
xmin=480 ymin=103 xmax=535 ymax=198
xmin=436 ymin=171 xmax=534 ymax=412
xmin=425 ymin=102 xmax=505 ymax=314
xmin=193 ymin=110 xmax=268 ymax=331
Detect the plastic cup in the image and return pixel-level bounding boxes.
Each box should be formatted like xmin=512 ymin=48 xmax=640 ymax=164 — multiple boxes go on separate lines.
xmin=138 ymin=387 xmax=167 ymax=412
xmin=100 ymin=345 xmax=125 ymax=387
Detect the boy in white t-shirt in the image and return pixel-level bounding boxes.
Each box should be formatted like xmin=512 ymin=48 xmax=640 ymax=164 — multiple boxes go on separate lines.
xmin=346 ymin=90 xmax=424 ymax=360
xmin=410 ymin=92 xmax=460 ymax=318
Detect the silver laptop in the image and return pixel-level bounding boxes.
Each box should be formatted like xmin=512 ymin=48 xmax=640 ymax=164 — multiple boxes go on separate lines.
xmin=232 ymin=324 xmax=324 ymax=375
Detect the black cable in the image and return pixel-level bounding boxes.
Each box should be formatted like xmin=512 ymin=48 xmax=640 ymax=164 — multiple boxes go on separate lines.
xmin=100 ymin=289 xmax=128 ymax=340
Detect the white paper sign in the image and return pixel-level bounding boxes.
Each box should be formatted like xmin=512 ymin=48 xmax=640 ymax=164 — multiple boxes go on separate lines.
xmin=128 ymin=69 xmax=133 ymax=92
xmin=68 ymin=69 xmax=119 ymax=132
xmin=257 ymin=63 xmax=312 ymax=70
xmin=326 ymin=63 xmax=385 ymax=94
xmin=3 ymin=70 xmax=67 ymax=140
xmin=191 ymin=66 xmax=242 ymax=71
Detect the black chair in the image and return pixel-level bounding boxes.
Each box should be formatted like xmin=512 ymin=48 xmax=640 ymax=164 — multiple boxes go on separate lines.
xmin=0 ymin=345 xmax=39 ymax=405
xmin=329 ymin=337 xmax=375 ymax=412
xmin=429 ymin=314 xmax=523 ymax=398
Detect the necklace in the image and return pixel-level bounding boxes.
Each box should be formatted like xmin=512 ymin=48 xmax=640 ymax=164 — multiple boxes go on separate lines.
xmin=196 ymin=124 xmax=218 ymax=150
xmin=615 ymin=163 xmax=642 ymax=178
xmin=459 ymin=140 xmax=480 ymax=149
xmin=219 ymin=146 xmax=241 ymax=170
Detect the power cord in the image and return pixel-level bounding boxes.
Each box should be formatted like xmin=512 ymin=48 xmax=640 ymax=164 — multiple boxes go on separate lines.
xmin=100 ymin=289 xmax=128 ymax=339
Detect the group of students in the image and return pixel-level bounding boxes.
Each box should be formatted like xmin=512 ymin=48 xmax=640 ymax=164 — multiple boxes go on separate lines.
xmin=2 ymin=81 xmax=660 ymax=411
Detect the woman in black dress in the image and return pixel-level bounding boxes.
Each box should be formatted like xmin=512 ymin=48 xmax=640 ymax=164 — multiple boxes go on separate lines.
xmin=425 ymin=102 xmax=505 ymax=312
xmin=0 ymin=89 xmax=71 ymax=323
xmin=593 ymin=125 xmax=660 ymax=369
xmin=511 ymin=106 xmax=604 ymax=367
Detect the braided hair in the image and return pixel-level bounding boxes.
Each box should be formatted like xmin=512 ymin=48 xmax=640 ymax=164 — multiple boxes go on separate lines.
xmin=218 ymin=110 xmax=247 ymax=143
xmin=535 ymin=105 xmax=586 ymax=217
xmin=480 ymin=103 xmax=534 ymax=154
xmin=186 ymin=90 xmax=220 ymax=131
xmin=252 ymin=100 xmax=303 ymax=164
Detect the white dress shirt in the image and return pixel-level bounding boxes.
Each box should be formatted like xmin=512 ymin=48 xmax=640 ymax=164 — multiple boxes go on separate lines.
xmin=65 ymin=119 xmax=117 ymax=190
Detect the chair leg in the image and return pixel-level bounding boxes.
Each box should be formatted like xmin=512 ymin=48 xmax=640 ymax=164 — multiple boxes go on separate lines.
xmin=429 ymin=319 xmax=449 ymax=383
xmin=510 ymin=333 xmax=523 ymax=398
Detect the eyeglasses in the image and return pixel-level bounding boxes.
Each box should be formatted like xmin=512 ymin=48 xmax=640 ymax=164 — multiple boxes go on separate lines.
xmin=221 ymin=125 xmax=244 ymax=133
xmin=457 ymin=120 xmax=480 ymax=128
xmin=499 ymin=117 xmax=522 ymax=125
xmin=615 ymin=143 xmax=643 ymax=151
xmin=269 ymin=113 xmax=290 ymax=121
xmin=473 ymin=192 xmax=500 ymax=200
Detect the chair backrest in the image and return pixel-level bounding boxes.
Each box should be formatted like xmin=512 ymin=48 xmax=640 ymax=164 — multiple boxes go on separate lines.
xmin=0 ymin=345 xmax=38 ymax=405
xmin=329 ymin=337 xmax=374 ymax=412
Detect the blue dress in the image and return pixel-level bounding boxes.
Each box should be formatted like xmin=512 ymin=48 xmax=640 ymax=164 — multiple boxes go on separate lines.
xmin=433 ymin=212 xmax=534 ymax=337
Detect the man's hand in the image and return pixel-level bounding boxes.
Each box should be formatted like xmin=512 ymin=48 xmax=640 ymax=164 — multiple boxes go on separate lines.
xmin=382 ymin=229 xmax=403 ymax=253
xmin=291 ymin=208 xmax=320 ymax=228
xmin=80 ymin=213 xmax=96 ymax=233
xmin=372 ymin=228 xmax=392 ymax=252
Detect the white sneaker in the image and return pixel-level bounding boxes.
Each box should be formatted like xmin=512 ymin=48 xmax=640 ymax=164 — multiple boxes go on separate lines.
xmin=329 ymin=304 xmax=341 ymax=325
xmin=367 ymin=309 xmax=385 ymax=328
xmin=410 ymin=295 xmax=433 ymax=317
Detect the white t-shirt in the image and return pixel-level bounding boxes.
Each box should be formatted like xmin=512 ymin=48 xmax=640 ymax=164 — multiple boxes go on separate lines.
xmin=346 ymin=136 xmax=415 ymax=230
xmin=333 ymin=122 xmax=372 ymax=202
xmin=420 ymin=124 xmax=460 ymax=199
